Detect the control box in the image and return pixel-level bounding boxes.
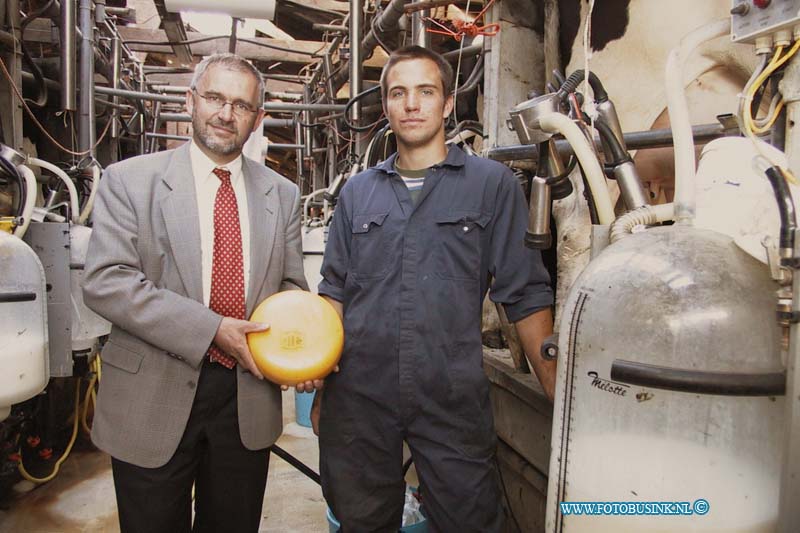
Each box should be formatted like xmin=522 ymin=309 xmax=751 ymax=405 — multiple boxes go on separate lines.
xmin=731 ymin=0 xmax=800 ymax=43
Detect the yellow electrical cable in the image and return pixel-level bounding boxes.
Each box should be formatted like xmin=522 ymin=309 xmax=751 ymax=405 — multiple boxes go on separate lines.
xmin=752 ymin=99 xmax=786 ymax=134
xmin=81 ymin=373 xmax=97 ymax=435
xmin=782 ymin=167 xmax=799 ymax=185
xmin=741 ymin=41 xmax=800 ymax=168
xmin=745 ymin=40 xmax=800 ymax=135
xmin=18 ymin=379 xmax=81 ymax=484
xmin=744 ymin=45 xmax=786 ymax=136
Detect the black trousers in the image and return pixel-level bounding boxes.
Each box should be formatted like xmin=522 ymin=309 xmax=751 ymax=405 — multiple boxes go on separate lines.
xmin=111 ymin=359 xmax=270 ymax=533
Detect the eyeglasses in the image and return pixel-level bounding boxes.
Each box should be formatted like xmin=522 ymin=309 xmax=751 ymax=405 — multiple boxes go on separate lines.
xmin=192 ymin=89 xmax=259 ymax=116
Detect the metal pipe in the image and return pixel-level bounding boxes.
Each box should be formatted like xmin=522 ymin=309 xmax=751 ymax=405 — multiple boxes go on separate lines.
xmin=95 ymin=86 xmax=185 ymax=103
xmin=229 ymin=17 xmax=239 ymax=54
xmin=150 ymin=84 xmax=303 ymax=101
xmin=105 ymin=6 xmax=132 ymax=18
xmin=158 ymin=112 xmax=190 ymax=123
xmin=411 ymin=9 xmax=431 ymax=48
xmin=94 ymin=86 xmax=345 ymax=112
xmin=79 ymin=0 xmax=95 ymax=154
xmin=485 ymin=123 xmax=727 ymax=162
xmin=267 ymin=91 xmax=304 ymax=101
xmin=158 ymin=113 xmax=296 ymax=129
xmin=303 ymin=84 xmax=313 ymax=159
xmin=780 ymin=226 xmax=800 ymax=533
xmin=142 ymin=134 xmax=305 ymax=150
xmin=349 ymin=0 xmax=363 ymax=153
xmin=313 ymin=23 xmax=347 ymax=33
xmin=148 ymin=85 xmax=192 ymax=94
xmin=596 ymin=99 xmax=626 ymax=150
xmin=543 ymin=137 xmax=565 ymax=177
xmin=138 ymin=66 xmax=146 ymax=155
xmin=111 ymin=33 xmax=121 ymax=139
xmin=269 ymin=143 xmax=305 ymax=150
xmin=60 ymin=0 xmax=76 ymax=111
xmin=612 ymin=160 xmax=650 ymax=210
xmin=264 ymin=118 xmax=295 ymax=128
xmin=322 ymin=48 xmax=343 ymax=149
xmin=327 ymin=138 xmax=337 ymax=188
xmin=442 ymin=44 xmax=483 ymax=61
xmin=332 ymin=0 xmax=406 ymax=89
xmin=146 ymin=132 xmax=189 ymax=142
xmin=0 ymin=29 xmax=15 ymax=48
xmin=405 ymin=0 xmax=456 ymax=13
xmin=526 ymin=177 xmax=551 ymax=249
xmin=295 ymin=114 xmax=304 ymax=189
xmin=148 ymin=101 xmax=162 ymax=153
xmin=538 ymin=112 xmax=615 ymax=224
xmin=94 ymin=0 xmax=106 ymax=24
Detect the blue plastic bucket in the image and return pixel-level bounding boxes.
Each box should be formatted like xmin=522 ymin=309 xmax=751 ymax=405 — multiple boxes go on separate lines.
xmin=294 ymin=390 xmax=315 ymax=427
xmin=326 ymin=507 xmax=427 ymax=532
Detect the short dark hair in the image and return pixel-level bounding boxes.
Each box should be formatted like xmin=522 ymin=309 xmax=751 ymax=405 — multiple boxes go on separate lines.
xmin=380 ymin=46 xmax=454 ymax=99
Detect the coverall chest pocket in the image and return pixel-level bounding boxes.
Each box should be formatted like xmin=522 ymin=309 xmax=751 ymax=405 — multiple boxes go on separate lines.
xmin=434 ymin=210 xmax=491 ymax=281
xmin=351 ymin=212 xmax=392 ymax=280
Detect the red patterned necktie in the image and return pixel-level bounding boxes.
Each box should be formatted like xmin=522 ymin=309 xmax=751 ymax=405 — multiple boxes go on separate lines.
xmin=207 ymin=167 xmax=245 ymax=368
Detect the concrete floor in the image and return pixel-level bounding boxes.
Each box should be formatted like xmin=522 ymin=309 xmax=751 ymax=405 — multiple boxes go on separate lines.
xmin=0 ymin=390 xmax=330 ymax=533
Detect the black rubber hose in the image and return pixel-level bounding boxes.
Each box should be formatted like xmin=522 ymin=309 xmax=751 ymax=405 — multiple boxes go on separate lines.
xmin=557 ymin=69 xmax=609 ymax=103
xmin=765 ymin=166 xmax=797 ymax=250
xmin=592 ymin=118 xmax=629 ymax=164
xmin=270 ymin=445 xmax=321 ymax=485
xmin=364 ymin=122 xmax=392 ymax=168
xmin=611 ymin=359 xmax=786 ymax=397
xmin=343 ymin=85 xmax=384 ymax=133
xmin=545 ymin=156 xmax=577 ymax=187
xmin=454 ymin=54 xmax=485 ymax=97
xmin=446 ymin=120 xmax=484 ymax=140
xmin=0 ymin=154 xmax=25 ymax=220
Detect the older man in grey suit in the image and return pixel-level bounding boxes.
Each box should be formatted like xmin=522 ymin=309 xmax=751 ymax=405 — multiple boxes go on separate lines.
xmin=83 ymin=54 xmax=313 ymax=533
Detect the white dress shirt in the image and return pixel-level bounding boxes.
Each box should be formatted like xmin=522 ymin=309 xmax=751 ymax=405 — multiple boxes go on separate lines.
xmin=190 ymin=141 xmax=251 ymax=307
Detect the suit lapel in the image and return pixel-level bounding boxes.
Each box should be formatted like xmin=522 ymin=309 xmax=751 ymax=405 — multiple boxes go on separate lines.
xmin=243 ymin=157 xmax=278 ymax=316
xmin=160 ymin=143 xmax=204 ymax=303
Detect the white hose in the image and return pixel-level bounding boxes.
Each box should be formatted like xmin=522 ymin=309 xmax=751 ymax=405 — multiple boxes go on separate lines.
xmin=13 ymin=165 xmax=38 ymax=239
xmin=302 ymin=188 xmax=327 ymax=225
xmin=27 ymin=157 xmax=80 ymax=224
xmin=609 ymin=203 xmax=675 ymax=243
xmin=665 ymin=18 xmax=730 ymax=224
xmin=78 ymin=163 xmax=101 ymax=224
xmin=538 ymin=112 xmax=616 ymax=224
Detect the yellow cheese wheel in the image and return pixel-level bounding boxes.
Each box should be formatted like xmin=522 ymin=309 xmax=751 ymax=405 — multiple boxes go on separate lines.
xmin=247 ymin=291 xmax=343 ymax=385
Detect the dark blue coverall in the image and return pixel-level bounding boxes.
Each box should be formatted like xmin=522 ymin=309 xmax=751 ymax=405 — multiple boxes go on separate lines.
xmin=318 ymin=145 xmax=553 ymax=532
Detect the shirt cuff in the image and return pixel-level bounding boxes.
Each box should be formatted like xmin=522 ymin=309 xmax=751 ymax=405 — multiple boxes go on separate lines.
xmin=317 ymin=279 xmax=344 ymax=303
xmin=503 ymin=285 xmax=554 ymax=323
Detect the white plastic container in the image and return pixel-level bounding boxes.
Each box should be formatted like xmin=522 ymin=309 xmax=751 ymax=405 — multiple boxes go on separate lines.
xmin=546 ymin=225 xmax=782 ymax=532
xmin=0 ymin=231 xmax=49 ymax=421
xmin=694 ymin=137 xmax=798 ymax=264
xmin=69 ymin=225 xmax=110 ymax=353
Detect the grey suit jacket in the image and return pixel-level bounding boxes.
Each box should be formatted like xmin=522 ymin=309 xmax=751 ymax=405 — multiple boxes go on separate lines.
xmin=82 ymin=142 xmax=308 ymax=468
